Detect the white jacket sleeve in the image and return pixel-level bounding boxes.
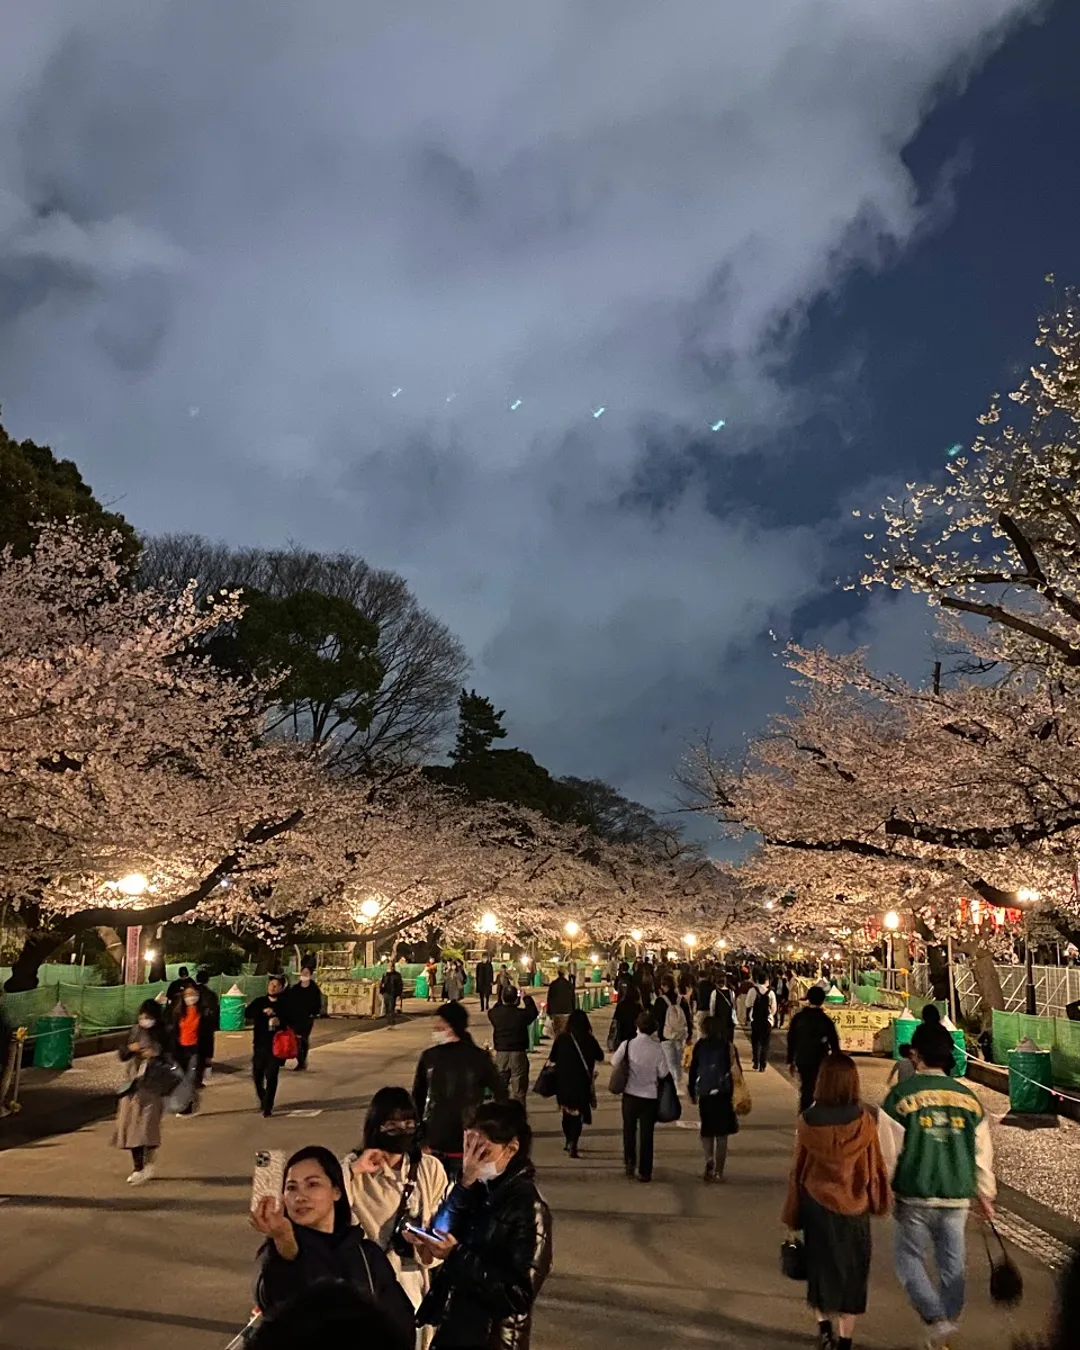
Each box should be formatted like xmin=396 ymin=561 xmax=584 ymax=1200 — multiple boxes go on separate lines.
xmin=974 ymin=1116 xmax=997 ymax=1203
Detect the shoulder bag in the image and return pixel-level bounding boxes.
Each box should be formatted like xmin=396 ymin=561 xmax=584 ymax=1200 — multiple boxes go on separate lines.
xmin=534 ymin=1061 xmax=558 ymax=1098
xmin=608 ymin=1043 xmax=630 ymax=1095
xmin=570 ymin=1034 xmax=598 ymax=1109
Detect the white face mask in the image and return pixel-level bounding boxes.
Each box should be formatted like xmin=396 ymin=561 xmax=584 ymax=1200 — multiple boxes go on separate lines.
xmin=183 ymin=994 xmax=199 ymax=1006
xmin=138 ymin=1016 xmax=154 ymax=1029
xmin=300 ymin=975 xmax=312 ymax=986
xmin=475 ymin=1161 xmax=500 ymax=1183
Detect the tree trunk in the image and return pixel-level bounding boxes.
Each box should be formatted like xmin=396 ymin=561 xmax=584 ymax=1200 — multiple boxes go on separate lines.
xmin=925 ymin=943 xmax=951 ymax=1003
xmin=970 ymin=948 xmax=1006 ymax=1028
xmin=96 ymin=926 xmax=125 ymax=977
xmin=3 ymin=927 xmax=65 ymax=992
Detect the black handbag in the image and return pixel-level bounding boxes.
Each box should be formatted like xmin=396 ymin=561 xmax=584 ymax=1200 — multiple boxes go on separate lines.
xmin=780 ymin=1237 xmax=807 ymax=1282
xmin=657 ymin=1073 xmax=682 ymax=1123
xmin=142 ymin=1056 xmax=184 ymax=1098
xmin=534 ymin=1061 xmax=558 ymax=1098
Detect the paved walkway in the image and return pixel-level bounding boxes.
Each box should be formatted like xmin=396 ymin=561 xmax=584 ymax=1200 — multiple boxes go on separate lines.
xmin=0 ymin=1004 xmax=1060 ymax=1350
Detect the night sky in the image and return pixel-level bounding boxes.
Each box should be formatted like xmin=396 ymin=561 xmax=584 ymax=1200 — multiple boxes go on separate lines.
xmin=1 ymin=0 xmax=1077 ymax=828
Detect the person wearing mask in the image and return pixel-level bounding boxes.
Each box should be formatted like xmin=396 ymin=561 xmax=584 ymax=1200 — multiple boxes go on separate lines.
xmin=610 ymin=1012 xmax=668 ymax=1183
xmin=412 ymin=1002 xmax=507 ymax=1182
xmin=247 ymin=976 xmax=291 ymax=1118
xmin=194 ymin=970 xmax=220 ymax=1084
xmin=381 ymin=961 xmax=405 ymax=1029
xmin=545 ymin=967 xmax=576 ymax=1040
xmin=548 ymin=1007 xmax=604 ymax=1158
xmin=488 ymin=986 xmax=539 ymax=1104
xmin=746 ymin=969 xmax=778 ymax=1073
xmin=475 ymin=957 xmax=494 ymax=1013
xmin=656 ymin=975 xmax=688 ymax=1092
xmin=284 ymin=965 xmax=322 ymax=1070
xmin=165 ymin=965 xmax=190 ymax=1003
xmin=169 ymin=978 xmax=211 ymax=1116
xmin=114 ymin=999 xmax=169 ymax=1185
xmin=777 ymin=973 xmax=792 ymax=1028
xmin=495 ymin=964 xmax=516 ymax=1000
xmin=410 ymin=1102 xmax=553 ymax=1350
xmin=251 ymin=1145 xmax=414 ymax=1346
xmin=787 ymin=986 xmax=841 ymax=1113
xmin=344 ymin=1087 xmax=450 ymax=1349
xmin=782 ymin=1054 xmax=891 ymax=1350
xmin=877 ymin=1023 xmax=996 ymax=1348
xmin=444 ymin=963 xmax=465 ymax=1004
xmin=688 ymin=1014 xmax=738 ymax=1183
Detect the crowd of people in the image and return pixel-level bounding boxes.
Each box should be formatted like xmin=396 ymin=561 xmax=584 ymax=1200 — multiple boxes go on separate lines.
xmin=106 ymin=953 xmax=1049 ymax=1350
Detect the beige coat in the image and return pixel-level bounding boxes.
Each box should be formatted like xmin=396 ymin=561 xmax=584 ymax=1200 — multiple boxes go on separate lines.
xmin=112 ymin=1025 xmax=165 ymax=1150
xmin=342 ymin=1151 xmax=450 ymax=1349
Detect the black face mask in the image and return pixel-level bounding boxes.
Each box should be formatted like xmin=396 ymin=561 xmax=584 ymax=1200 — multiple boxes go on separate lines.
xmin=373 ymin=1129 xmax=417 ymax=1154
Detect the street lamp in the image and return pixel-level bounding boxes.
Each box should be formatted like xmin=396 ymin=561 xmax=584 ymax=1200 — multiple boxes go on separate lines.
xmin=359 ymin=898 xmax=381 ymax=920
xmin=883 ymin=910 xmax=903 ymax=996
xmin=717 ymin=938 xmax=727 ymax=950
xmin=1015 ymin=888 xmax=1042 ymax=1015
xmin=682 ymin=934 xmax=697 ymax=960
xmin=564 ymin=920 xmax=579 ymax=963
xmin=479 ymin=912 xmax=498 ymax=934
xmin=116 ymin=873 xmax=149 ymax=898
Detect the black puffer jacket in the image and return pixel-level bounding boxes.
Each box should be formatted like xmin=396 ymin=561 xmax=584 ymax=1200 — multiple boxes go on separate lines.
xmin=412 ymin=1038 xmax=507 ymax=1155
xmin=488 ymin=997 xmax=539 ymax=1052
xmin=417 ymin=1159 xmax=553 ymax=1350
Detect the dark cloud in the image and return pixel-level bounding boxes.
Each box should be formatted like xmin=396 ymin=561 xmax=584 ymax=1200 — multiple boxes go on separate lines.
xmin=0 ymin=0 xmax=1041 ymax=812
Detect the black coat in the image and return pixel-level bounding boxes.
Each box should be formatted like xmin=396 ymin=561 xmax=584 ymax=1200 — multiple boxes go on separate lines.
xmin=418 ymin=1160 xmax=553 ymax=1350
xmin=246 ymin=995 xmax=290 ymax=1053
xmin=550 ymin=1029 xmax=603 ymax=1120
xmin=283 ymin=980 xmax=322 ymax=1034
xmin=786 ymin=1006 xmax=840 ymax=1069
xmin=545 ymin=977 xmax=575 ymax=1016
xmin=412 ymin=1038 xmax=507 ymax=1155
xmin=256 ymin=1225 xmax=414 ymax=1346
xmin=487 ymin=998 xmax=539 ymax=1052
xmin=612 ymin=998 xmax=640 ymax=1047
xmin=475 ymin=961 xmax=495 ymax=995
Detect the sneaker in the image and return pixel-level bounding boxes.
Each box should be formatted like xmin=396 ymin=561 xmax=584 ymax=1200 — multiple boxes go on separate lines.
xmin=924 ymin=1322 xmax=958 ymax=1350
xmin=127 ymin=1165 xmax=155 ymax=1186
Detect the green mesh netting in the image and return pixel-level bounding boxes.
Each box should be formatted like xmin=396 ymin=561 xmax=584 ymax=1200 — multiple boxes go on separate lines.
xmin=1 ymin=974 xmax=270 ymax=1036
xmin=991 ymin=1009 xmax=1080 ymax=1090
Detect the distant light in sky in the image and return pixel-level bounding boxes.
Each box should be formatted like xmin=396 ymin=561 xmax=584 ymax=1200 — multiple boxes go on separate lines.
xmin=946 ymin=443 xmax=962 ymax=458
xmin=446 ymin=393 xmax=456 ymax=403
xmin=391 ymin=387 xmax=402 ymax=398
xmin=509 ymin=399 xmax=522 ymax=411
xmin=592 ymin=406 xmax=606 ymax=418
xmin=711 ymin=419 xmax=726 ymax=432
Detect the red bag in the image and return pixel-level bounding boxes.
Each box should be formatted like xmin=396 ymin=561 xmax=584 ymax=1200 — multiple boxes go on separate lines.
xmin=272 ymin=1029 xmax=299 ymax=1061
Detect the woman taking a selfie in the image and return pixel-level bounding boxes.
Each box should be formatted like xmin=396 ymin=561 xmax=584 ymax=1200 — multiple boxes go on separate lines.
xmin=252 ymin=1145 xmax=414 ymax=1346
xmin=344 ymin=1087 xmax=450 ymax=1347
xmin=410 ymin=1101 xmax=552 ymax=1350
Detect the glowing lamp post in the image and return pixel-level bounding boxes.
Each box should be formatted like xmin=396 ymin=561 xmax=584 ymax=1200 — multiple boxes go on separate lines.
xmin=359 ymin=897 xmax=381 ymax=967
xmin=116 ymin=873 xmax=149 ymax=898
xmin=1015 ymin=888 xmax=1042 ymax=1015
xmin=629 ymin=928 xmax=643 ymax=959
xmin=564 ymin=920 xmax=579 ymax=964
xmin=883 ymin=910 xmax=902 ymax=995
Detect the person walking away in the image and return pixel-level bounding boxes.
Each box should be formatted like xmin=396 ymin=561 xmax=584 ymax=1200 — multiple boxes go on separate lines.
xmin=688 ymin=1015 xmax=738 ymax=1182
xmin=488 ymin=986 xmax=539 ymax=1104
xmin=615 ymin=961 xmax=634 ymax=1003
xmin=694 ymin=969 xmax=717 ymax=1040
xmin=611 ymin=983 xmax=641 ymax=1050
xmin=344 ymin=1086 xmax=450 ymax=1349
xmin=443 ymin=963 xmax=465 ymax=1003
xmin=252 ymin=1145 xmax=414 ymax=1347
xmin=247 ymin=976 xmax=290 ymax=1118
xmin=777 ymin=973 xmax=791 ymax=1028
xmin=657 ymin=976 xmax=688 ymax=1092
xmin=546 ymin=967 xmax=576 ymax=1040
xmin=412 ymin=1001 xmax=507 ymax=1183
xmin=877 ymin=1022 xmax=995 ymax=1348
xmin=475 ymin=957 xmax=494 ymax=1013
xmin=411 ymin=1102 xmax=553 ymax=1350
xmin=381 ymin=961 xmax=405 ymax=1028
xmin=548 ymin=1007 xmax=604 ymax=1157
xmin=887 ymin=1043 xmax=917 ymax=1087
xmin=746 ymin=970 xmax=777 ymax=1072
xmin=169 ymin=979 xmax=209 ymax=1115
xmin=114 ymin=999 xmax=169 ymax=1185
xmin=787 ymin=986 xmax=841 ymax=1112
xmin=284 ymin=965 xmax=322 ymax=1069
xmin=782 ymin=1054 xmax=891 ymax=1350
xmin=425 ymin=957 xmax=440 ymax=1003
xmin=610 ymin=1012 xmax=667 ymax=1183
xmin=195 ymin=970 xmax=220 ymax=1084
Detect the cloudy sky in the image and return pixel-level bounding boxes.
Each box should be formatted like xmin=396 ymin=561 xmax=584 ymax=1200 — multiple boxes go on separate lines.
xmin=2 ymin=0 xmax=1078 ymax=826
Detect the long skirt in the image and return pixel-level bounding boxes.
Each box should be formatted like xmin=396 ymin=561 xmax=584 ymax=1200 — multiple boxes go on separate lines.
xmin=698 ymin=1092 xmax=738 ymax=1138
xmin=113 ymin=1085 xmax=164 ymax=1150
xmin=802 ymin=1195 xmax=871 ymax=1316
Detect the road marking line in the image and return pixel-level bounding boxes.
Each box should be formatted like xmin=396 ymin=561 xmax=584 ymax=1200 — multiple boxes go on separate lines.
xmin=288 ymin=1109 xmax=322 ymax=1118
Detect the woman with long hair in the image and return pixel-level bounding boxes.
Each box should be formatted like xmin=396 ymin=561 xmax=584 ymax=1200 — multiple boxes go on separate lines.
xmin=344 ymin=1087 xmax=449 ymax=1348
xmin=688 ymin=1014 xmax=738 ymax=1183
xmin=782 ymin=1054 xmax=890 ymax=1350
xmin=113 ymin=998 xmax=169 ymax=1185
xmin=411 ymin=1102 xmax=552 ymax=1350
xmin=548 ymin=1008 xmax=604 ymax=1158
xmin=252 ymin=1145 xmax=413 ymax=1345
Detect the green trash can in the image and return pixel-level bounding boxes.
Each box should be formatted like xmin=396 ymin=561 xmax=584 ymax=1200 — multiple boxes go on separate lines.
xmin=893 ymin=1008 xmax=917 ymax=1059
xmin=33 ymin=1012 xmax=76 ymax=1070
xmin=1008 ymin=1040 xmax=1053 ymax=1114
xmin=415 ymin=974 xmax=429 ymax=1000
xmin=220 ymin=989 xmax=247 ymax=1032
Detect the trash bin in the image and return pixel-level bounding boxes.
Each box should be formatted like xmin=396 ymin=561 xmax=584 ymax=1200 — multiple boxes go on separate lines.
xmin=33 ymin=1008 xmax=76 ymax=1070
xmin=1008 ymin=1038 xmax=1053 ymax=1114
xmin=415 ymin=974 xmax=429 ymax=1000
xmin=941 ymin=1016 xmax=967 ymax=1077
xmin=824 ymin=984 xmax=845 ymax=1005
xmin=219 ymin=984 xmax=247 ymax=1032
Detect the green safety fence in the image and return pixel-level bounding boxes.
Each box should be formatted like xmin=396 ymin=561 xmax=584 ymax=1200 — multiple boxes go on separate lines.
xmin=0 ymin=964 xmax=106 ymax=988
xmin=992 ymin=1010 xmax=1080 ymax=1090
xmin=1 ymin=974 xmax=270 ymax=1038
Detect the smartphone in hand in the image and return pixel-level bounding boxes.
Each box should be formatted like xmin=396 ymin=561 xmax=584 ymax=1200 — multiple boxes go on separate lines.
xmin=251 ymin=1149 xmax=286 ymax=1212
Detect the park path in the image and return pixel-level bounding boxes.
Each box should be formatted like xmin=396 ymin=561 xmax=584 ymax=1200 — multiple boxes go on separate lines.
xmin=0 ymin=1002 xmax=1059 ymax=1350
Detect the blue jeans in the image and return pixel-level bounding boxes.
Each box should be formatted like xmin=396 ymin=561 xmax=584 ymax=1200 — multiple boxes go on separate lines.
xmin=894 ymin=1201 xmax=968 ymax=1325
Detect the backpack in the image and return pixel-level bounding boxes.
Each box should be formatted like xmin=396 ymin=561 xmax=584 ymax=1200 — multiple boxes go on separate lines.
xmin=750 ymin=988 xmax=772 ymax=1029
xmin=695 ymin=1042 xmax=732 ymax=1097
xmin=663 ymin=1000 xmax=686 ymax=1043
